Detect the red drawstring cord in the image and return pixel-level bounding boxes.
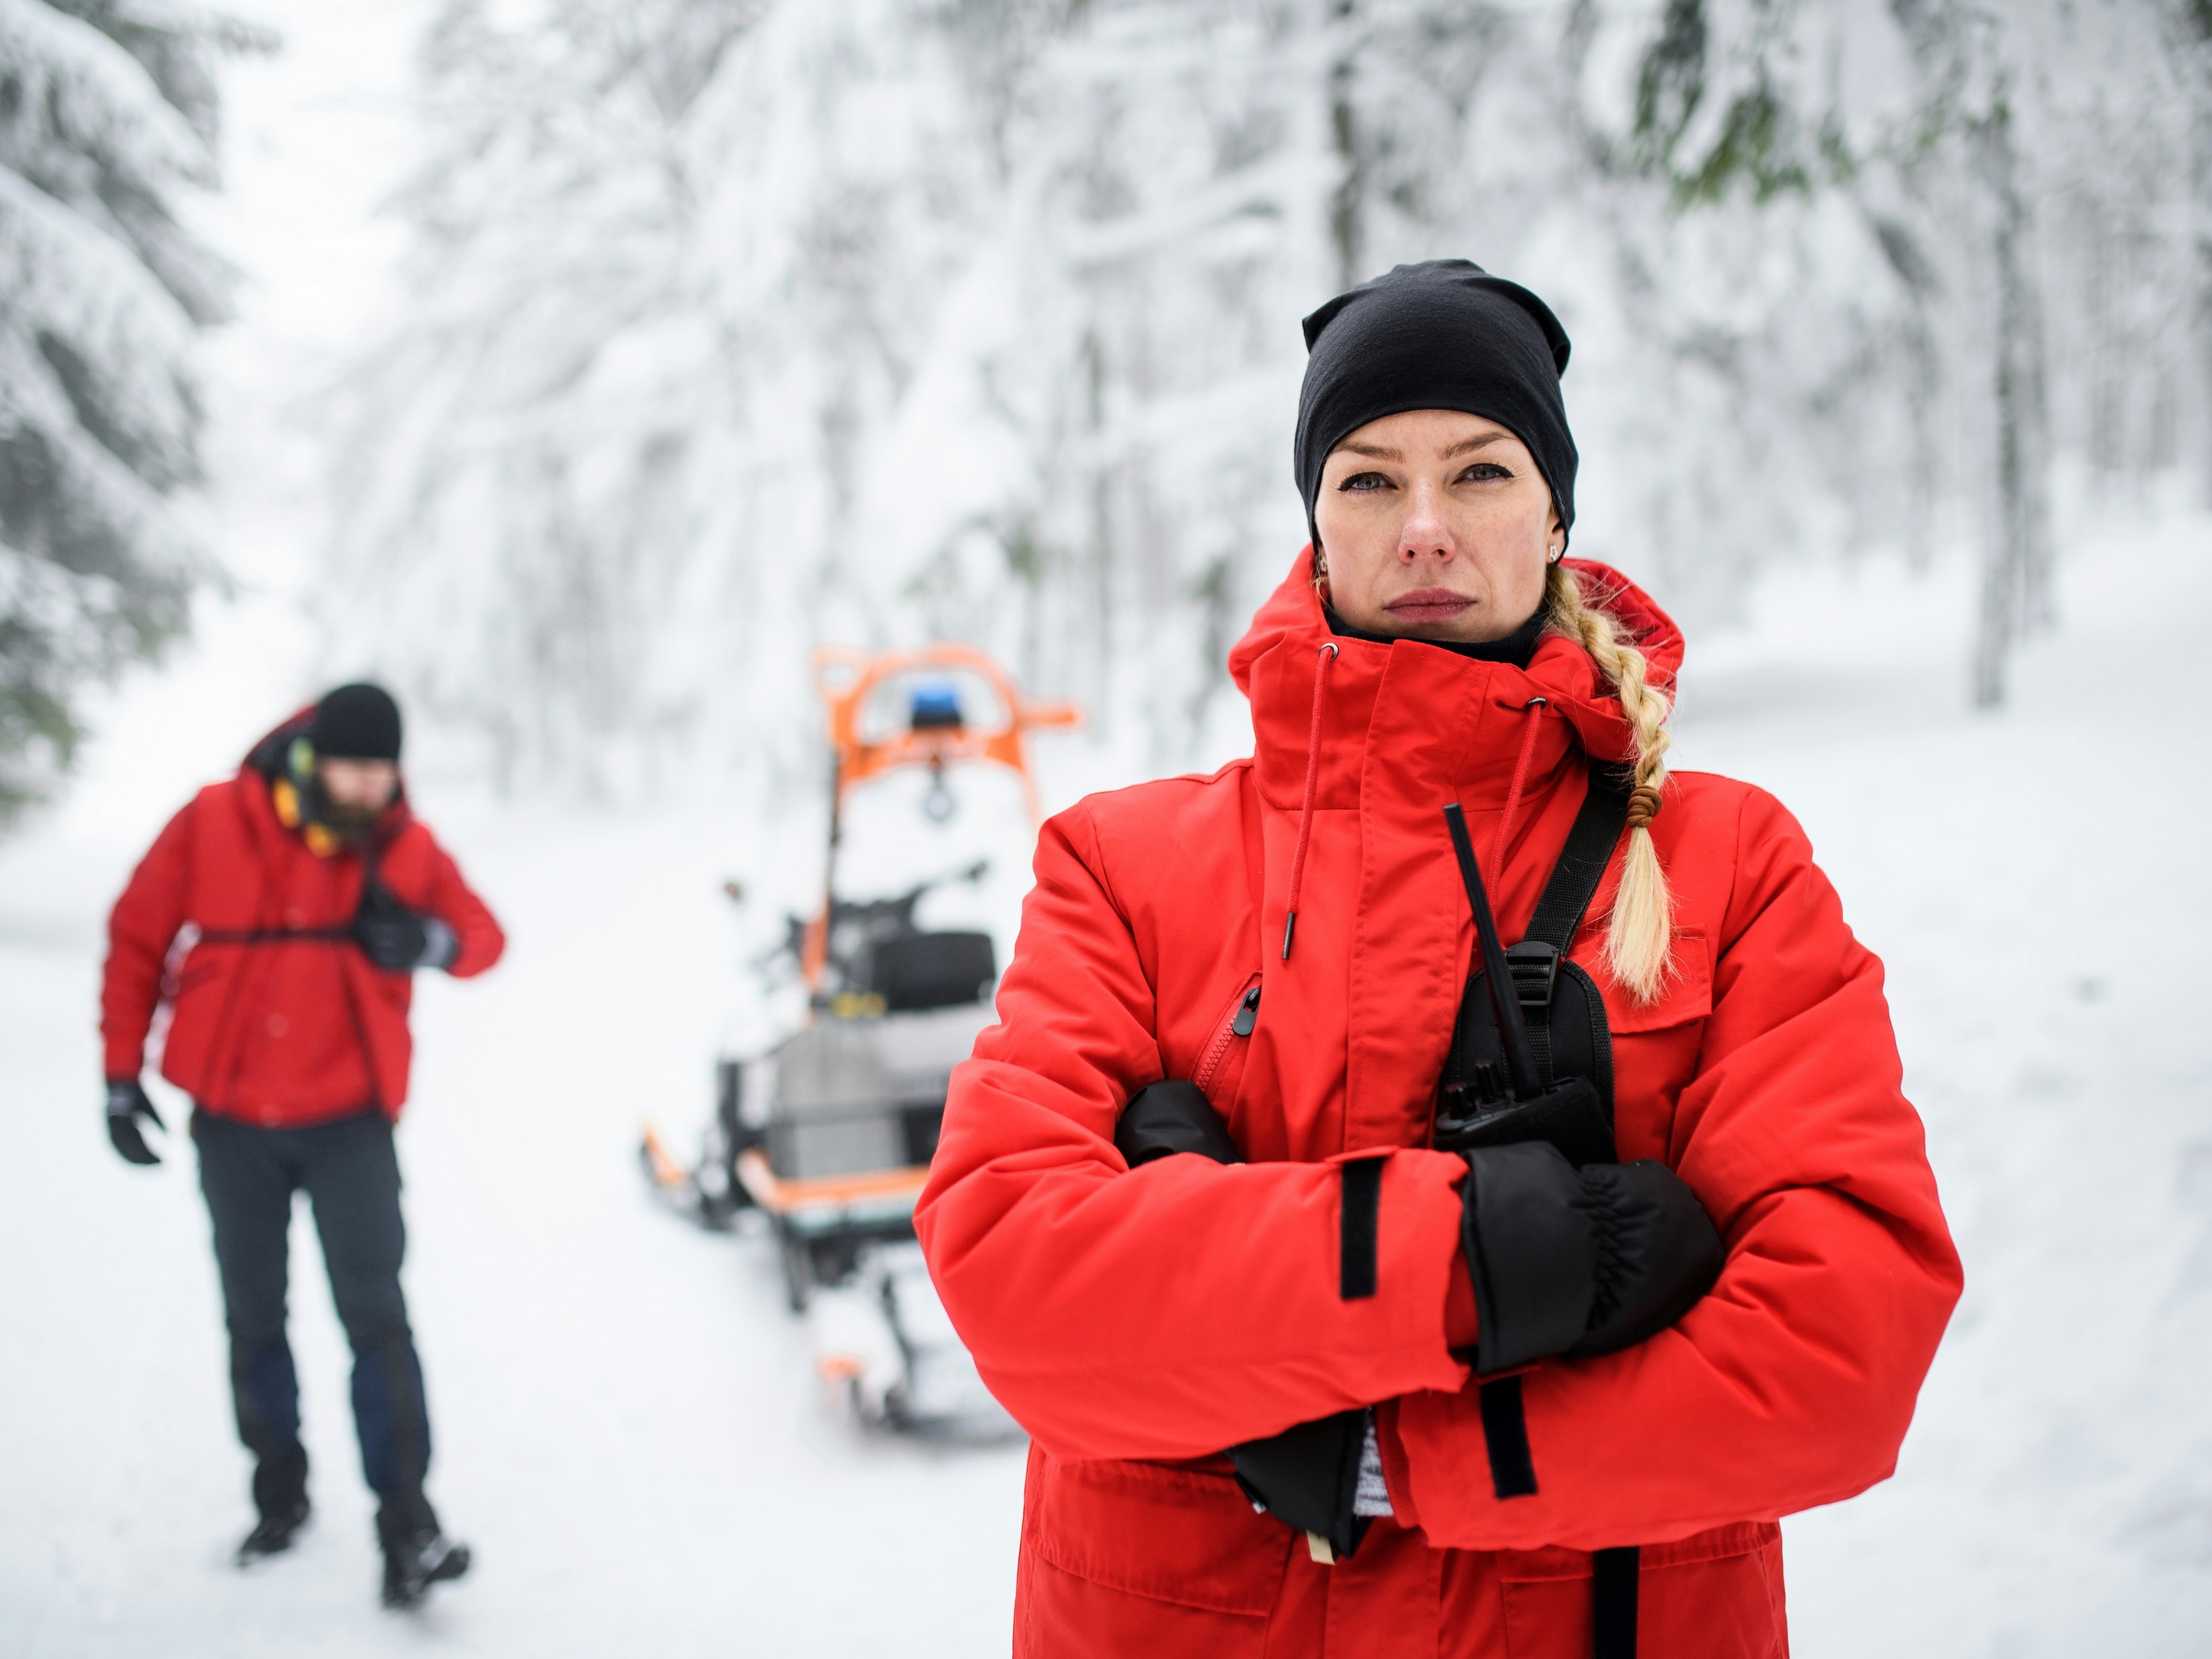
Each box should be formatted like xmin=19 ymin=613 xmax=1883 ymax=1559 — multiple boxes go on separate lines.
xmin=1488 ymin=698 xmax=1548 ymax=876
xmin=1282 ymin=642 xmax=1338 ymax=960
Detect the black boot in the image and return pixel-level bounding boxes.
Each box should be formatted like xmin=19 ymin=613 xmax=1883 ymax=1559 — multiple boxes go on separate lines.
xmin=236 ymin=1448 xmax=311 ymax=1565
xmin=377 ymin=1493 xmax=470 ymax=1610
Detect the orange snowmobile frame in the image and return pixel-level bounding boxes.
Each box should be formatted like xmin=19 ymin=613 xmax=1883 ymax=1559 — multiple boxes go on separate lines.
xmin=800 ymin=644 xmax=1081 ymax=990
xmin=639 ymin=642 xmax=1079 ymax=1230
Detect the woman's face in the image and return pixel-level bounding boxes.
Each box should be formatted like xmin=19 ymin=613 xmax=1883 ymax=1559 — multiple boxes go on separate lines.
xmin=1312 ymin=408 xmax=1562 ymax=643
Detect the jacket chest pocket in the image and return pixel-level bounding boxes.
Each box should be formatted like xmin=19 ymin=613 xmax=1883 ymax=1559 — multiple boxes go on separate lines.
xmin=1602 ymin=930 xmax=1712 ymax=1161
xmin=1190 ymin=972 xmax=1262 ymax=1115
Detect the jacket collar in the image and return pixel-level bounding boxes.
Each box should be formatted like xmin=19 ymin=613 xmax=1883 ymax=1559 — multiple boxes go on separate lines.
xmin=1228 ymin=550 xmax=1682 ymax=813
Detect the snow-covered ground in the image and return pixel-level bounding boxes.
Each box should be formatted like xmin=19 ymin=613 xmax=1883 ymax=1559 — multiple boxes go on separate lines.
xmin=6 ymin=507 xmax=2209 ymax=1657
xmin=0 ymin=780 xmax=1030 ymax=1657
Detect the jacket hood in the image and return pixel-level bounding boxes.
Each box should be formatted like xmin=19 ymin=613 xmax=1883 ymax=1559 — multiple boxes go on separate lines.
xmin=1228 ymin=550 xmax=1682 ymax=770
xmin=238 ymin=706 xmax=412 ymax=845
xmin=244 ymin=706 xmax=317 ymax=778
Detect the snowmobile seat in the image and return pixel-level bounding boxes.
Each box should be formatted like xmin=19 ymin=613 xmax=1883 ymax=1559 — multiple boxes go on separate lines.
xmin=760 ymin=1000 xmax=996 ymax=1184
xmin=862 ymin=931 xmax=996 ymax=1012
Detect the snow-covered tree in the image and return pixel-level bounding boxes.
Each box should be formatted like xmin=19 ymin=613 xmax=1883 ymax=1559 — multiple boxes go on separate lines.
xmin=0 ymin=0 xmax=264 ymax=821
xmin=1600 ymin=0 xmax=2201 ymax=700
xmin=332 ymin=0 xmax=2206 ymax=796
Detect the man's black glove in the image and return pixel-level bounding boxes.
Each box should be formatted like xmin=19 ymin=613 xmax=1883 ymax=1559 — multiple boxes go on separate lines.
xmin=353 ymin=883 xmax=459 ymax=973
xmin=1461 ymin=1140 xmax=1725 ymax=1375
xmin=106 ymin=1079 xmax=164 ymax=1166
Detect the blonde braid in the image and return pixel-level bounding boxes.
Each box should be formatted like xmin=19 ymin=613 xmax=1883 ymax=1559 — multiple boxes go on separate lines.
xmin=1543 ymin=563 xmax=1675 ymax=1003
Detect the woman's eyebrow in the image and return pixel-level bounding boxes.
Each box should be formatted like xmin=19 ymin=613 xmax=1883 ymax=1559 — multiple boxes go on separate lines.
xmin=1337 ymin=442 xmax=1402 ymax=460
xmin=1442 ymin=433 xmax=1510 ymax=458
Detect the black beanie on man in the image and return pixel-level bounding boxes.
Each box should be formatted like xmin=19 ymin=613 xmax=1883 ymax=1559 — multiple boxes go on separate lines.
xmin=312 ymin=683 xmax=403 ymax=762
xmin=1294 ymin=259 xmax=1578 ymax=551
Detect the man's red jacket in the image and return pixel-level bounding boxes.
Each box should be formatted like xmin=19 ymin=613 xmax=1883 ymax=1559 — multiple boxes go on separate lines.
xmin=916 ymin=556 xmax=1962 ymax=1657
xmin=102 ymin=725 xmax=505 ymax=1126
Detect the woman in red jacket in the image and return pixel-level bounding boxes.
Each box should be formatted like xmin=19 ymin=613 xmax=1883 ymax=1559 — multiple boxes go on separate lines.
xmin=916 ymin=262 xmax=1961 ymax=1658
xmin=101 ymin=683 xmax=503 ymax=1608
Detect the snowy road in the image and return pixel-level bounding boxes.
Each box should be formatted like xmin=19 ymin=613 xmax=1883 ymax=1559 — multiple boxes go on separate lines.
xmin=5 ymin=525 xmax=2212 ymax=1657
xmin=1674 ymin=535 xmax=2212 ymax=1654
xmin=0 ymin=801 xmax=1027 ymax=1657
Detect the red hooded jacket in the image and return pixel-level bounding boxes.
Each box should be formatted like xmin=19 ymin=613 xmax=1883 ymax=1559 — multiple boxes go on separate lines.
xmin=101 ymin=721 xmax=505 ymax=1127
xmin=916 ymin=558 xmax=1961 ymax=1658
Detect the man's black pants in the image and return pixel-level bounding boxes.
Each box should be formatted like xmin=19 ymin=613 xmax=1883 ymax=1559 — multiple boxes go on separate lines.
xmin=193 ymin=1109 xmax=433 ymax=1515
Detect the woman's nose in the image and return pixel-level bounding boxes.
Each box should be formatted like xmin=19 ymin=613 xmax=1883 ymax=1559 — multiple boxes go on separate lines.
xmin=1397 ymin=480 xmax=1456 ymax=562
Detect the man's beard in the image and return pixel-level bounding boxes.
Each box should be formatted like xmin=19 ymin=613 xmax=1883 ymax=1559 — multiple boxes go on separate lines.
xmin=310 ymin=785 xmax=385 ymax=846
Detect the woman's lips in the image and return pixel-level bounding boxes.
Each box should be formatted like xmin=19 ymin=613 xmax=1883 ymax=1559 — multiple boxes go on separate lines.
xmin=1382 ymin=588 xmax=1476 ymax=620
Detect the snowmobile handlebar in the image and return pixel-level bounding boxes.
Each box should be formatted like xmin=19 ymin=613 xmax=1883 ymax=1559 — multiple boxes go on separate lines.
xmin=762 ymin=859 xmax=992 ymax=974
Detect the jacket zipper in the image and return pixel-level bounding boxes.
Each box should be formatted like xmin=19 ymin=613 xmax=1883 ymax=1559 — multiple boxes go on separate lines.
xmin=1194 ymin=976 xmax=1263 ymax=1093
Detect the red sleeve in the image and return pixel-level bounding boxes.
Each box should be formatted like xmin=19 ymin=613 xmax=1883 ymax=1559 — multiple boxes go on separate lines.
xmin=101 ymin=800 xmax=195 ymax=1082
xmin=915 ymin=804 xmax=1470 ymax=1463
xmin=1387 ymin=787 xmax=1964 ymax=1551
xmin=416 ymin=831 xmax=504 ymax=978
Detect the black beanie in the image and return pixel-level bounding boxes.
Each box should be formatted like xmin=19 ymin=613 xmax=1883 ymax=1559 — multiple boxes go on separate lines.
xmin=1295 ymin=259 xmax=1577 ymax=551
xmin=311 ymin=683 xmax=403 ymax=761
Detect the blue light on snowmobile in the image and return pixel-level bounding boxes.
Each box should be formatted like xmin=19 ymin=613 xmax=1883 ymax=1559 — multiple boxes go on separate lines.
xmin=909 ymin=682 xmax=963 ymax=731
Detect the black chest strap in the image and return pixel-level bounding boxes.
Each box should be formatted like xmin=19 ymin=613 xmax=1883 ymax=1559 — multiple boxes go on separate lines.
xmin=1474 ymin=761 xmax=1643 ymax=1659
xmin=1497 ymin=763 xmax=1628 ymax=1097
xmin=195 ymin=926 xmax=352 ymax=945
xmin=1527 ymin=764 xmax=1631 ymax=950
xmin=1503 ymin=763 xmax=1630 ymax=1004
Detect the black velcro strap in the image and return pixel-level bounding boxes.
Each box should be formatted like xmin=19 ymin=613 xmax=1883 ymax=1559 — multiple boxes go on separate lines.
xmin=1476 ymin=1375 xmax=1536 ymax=1498
xmin=1339 ymin=1158 xmax=1383 ymax=1298
xmin=1521 ymin=765 xmax=1631 ymax=955
xmin=1592 ymin=1546 xmax=1640 ymax=1659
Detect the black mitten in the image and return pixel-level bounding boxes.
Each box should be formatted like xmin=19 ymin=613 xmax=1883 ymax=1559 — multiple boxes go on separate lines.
xmin=354 ymin=883 xmax=459 ymax=972
xmin=1114 ymin=1080 xmax=1243 ymax=1168
xmin=106 ymin=1078 xmax=164 ymax=1166
xmin=1227 ymin=1408 xmax=1369 ymax=1562
xmin=1113 ymin=1080 xmax=1377 ymax=1560
xmin=1461 ymin=1140 xmax=1724 ymax=1374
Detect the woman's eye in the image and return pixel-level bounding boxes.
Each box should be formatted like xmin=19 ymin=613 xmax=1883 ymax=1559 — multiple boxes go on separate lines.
xmin=1460 ymin=462 xmax=1512 ymax=483
xmin=1339 ymin=471 xmax=1392 ymax=493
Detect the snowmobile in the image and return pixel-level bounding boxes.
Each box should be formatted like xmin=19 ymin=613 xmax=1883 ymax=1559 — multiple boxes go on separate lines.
xmin=641 ymin=645 xmax=1077 ymax=1427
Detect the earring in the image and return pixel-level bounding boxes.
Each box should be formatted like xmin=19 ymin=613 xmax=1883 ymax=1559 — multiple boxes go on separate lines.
xmin=1548 ymin=545 xmax=1563 ymax=563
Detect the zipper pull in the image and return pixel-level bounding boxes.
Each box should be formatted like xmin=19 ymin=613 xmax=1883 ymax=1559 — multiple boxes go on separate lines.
xmin=1230 ymin=985 xmax=1262 ymax=1037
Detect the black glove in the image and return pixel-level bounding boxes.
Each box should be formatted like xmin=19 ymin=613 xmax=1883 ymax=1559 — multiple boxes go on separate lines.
xmin=1228 ymin=1408 xmax=1370 ymax=1561
xmin=353 ymin=883 xmax=460 ymax=972
xmin=106 ymin=1079 xmax=164 ymax=1166
xmin=1461 ymin=1140 xmax=1724 ymax=1375
xmin=1115 ymin=1080 xmax=1243 ymax=1168
xmin=1114 ymin=1081 xmax=1377 ymax=1559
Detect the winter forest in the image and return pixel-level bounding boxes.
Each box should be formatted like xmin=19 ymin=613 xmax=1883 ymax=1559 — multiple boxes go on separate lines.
xmin=4 ymin=0 xmax=2212 ymax=1655
xmin=9 ymin=0 xmax=2210 ymax=808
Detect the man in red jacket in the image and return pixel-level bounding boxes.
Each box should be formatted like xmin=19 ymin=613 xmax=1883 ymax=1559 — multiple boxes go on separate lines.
xmin=101 ymin=683 xmax=505 ymax=1609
